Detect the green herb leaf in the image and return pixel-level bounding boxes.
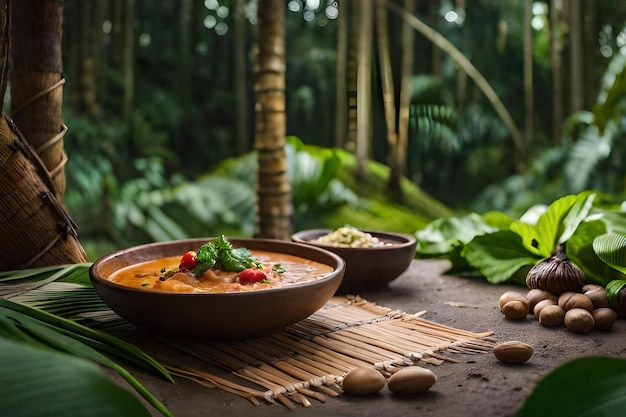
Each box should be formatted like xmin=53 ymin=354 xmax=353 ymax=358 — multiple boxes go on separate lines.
xmin=516 ymin=357 xmax=626 ymax=417
xmin=272 ymin=264 xmax=286 ymax=274
xmin=193 ymin=241 xmax=218 ymax=275
xmin=462 ymin=230 xmax=539 ymax=285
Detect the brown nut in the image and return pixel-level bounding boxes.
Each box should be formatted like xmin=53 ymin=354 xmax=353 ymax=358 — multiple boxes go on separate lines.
xmin=558 ymin=292 xmax=578 ymax=309
xmin=387 ymin=366 xmax=437 ymax=395
xmin=582 ymin=284 xmax=604 ymax=293
xmin=563 ymin=293 xmax=594 ymax=312
xmin=492 ymin=341 xmax=534 ymax=364
xmin=501 ymin=300 xmax=530 ymax=319
xmin=584 ymin=287 xmax=610 ymax=309
xmin=499 ymin=291 xmax=528 ymax=310
xmin=538 ymin=304 xmax=565 ymax=327
xmin=592 ymin=308 xmax=617 ymax=330
xmin=526 ymin=289 xmax=557 ymax=311
xmin=564 ymin=308 xmax=595 ymax=333
xmin=533 ymin=298 xmax=557 ymax=317
xmin=342 ymin=367 xmax=385 ymax=396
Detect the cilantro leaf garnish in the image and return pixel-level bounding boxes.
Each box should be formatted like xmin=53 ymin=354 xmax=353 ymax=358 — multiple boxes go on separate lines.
xmin=191 ymin=236 xmax=261 ymax=275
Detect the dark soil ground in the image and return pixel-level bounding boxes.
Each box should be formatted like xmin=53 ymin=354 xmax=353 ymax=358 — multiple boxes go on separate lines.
xmin=111 ymin=260 xmax=626 ymax=417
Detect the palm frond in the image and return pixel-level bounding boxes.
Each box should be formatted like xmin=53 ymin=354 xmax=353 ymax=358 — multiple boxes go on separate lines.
xmin=0 ymin=265 xmax=174 ymax=416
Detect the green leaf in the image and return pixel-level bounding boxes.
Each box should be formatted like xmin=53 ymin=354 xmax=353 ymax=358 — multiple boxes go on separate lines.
xmin=193 ymin=240 xmax=218 ymax=275
xmin=559 ymin=192 xmax=595 ymax=242
xmin=592 ymin=232 xmax=626 ymax=275
xmin=482 ymin=210 xmax=517 ymax=229
xmin=462 ymin=230 xmax=540 ymax=284
xmin=0 ymin=337 xmax=152 ymax=417
xmin=515 ymin=357 xmax=626 ymax=417
xmin=416 ymin=213 xmax=497 ymax=256
xmin=567 ymin=221 xmax=626 ymax=286
xmin=0 ymin=300 xmax=173 ymax=417
xmin=510 ymin=193 xmax=591 ymax=257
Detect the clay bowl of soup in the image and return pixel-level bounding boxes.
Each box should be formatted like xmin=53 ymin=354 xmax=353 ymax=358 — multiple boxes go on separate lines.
xmin=291 ymin=228 xmax=417 ymax=294
xmin=89 ymin=237 xmax=345 ymax=340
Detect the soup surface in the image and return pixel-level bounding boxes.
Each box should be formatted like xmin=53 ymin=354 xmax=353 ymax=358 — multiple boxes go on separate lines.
xmin=109 ymin=250 xmax=334 ymax=293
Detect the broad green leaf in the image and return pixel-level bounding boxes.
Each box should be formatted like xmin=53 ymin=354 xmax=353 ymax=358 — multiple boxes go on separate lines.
xmin=416 ymin=214 xmax=497 ymax=256
xmin=592 ymin=232 xmax=626 ymax=275
xmin=515 ymin=357 xmax=626 ymax=417
xmin=589 ymin=208 xmax=626 ymax=234
xmin=558 ymin=192 xmax=595 ymax=243
xmin=462 ymin=230 xmax=540 ymax=284
xmin=510 ymin=194 xmax=584 ymax=257
xmin=0 ymin=337 xmax=151 ymax=417
xmin=482 ymin=210 xmax=517 ymax=229
xmin=568 ymin=221 xmax=626 ymax=286
xmin=509 ymin=220 xmax=543 ymax=256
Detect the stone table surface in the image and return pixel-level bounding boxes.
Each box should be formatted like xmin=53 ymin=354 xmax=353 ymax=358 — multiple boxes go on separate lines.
xmin=109 ymin=259 xmax=626 ymax=417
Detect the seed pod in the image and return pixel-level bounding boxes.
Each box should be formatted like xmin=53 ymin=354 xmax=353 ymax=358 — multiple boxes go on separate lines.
xmin=584 ymin=286 xmax=610 ymax=309
xmin=557 ymin=292 xmax=578 ymax=309
xmin=492 ymin=341 xmax=533 ymax=364
xmin=538 ymin=305 xmax=565 ymax=327
xmin=525 ymin=246 xmax=587 ymax=295
xmin=499 ymin=291 xmax=527 ymax=310
xmin=501 ymin=300 xmax=529 ymax=320
xmin=564 ymin=308 xmax=595 ymax=333
xmin=388 ymin=367 xmax=437 ymax=395
xmin=526 ymin=289 xmax=557 ymax=311
xmin=533 ymin=298 xmax=556 ymax=317
xmin=563 ymin=293 xmax=594 ymax=312
xmin=592 ymin=308 xmax=617 ymax=330
xmin=342 ymin=367 xmax=385 ymax=396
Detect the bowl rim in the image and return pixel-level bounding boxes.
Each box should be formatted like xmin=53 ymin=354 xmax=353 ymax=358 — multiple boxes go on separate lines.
xmin=89 ymin=237 xmax=346 ymax=297
xmin=291 ymin=229 xmax=417 ymax=251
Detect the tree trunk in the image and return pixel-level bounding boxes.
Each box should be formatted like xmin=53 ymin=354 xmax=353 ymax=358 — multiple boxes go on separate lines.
xmin=178 ymin=0 xmax=192 ymax=104
xmin=394 ymin=0 xmax=415 ymax=200
xmin=233 ymin=0 xmax=249 ymax=154
xmin=569 ymin=0 xmax=583 ymax=113
xmin=355 ymin=0 xmax=373 ymax=180
xmin=1 ymin=0 xmax=87 ymax=269
xmin=523 ymin=0 xmax=533 ymax=154
xmin=10 ymin=0 xmax=68 ymax=202
xmin=254 ymin=0 xmax=292 ymax=240
xmin=375 ymin=0 xmax=400 ymax=193
xmin=335 ymin=0 xmax=348 ymax=148
xmin=345 ymin=1 xmax=358 ymax=153
xmin=549 ymin=0 xmax=563 ymax=143
xmin=121 ymin=0 xmax=135 ymax=119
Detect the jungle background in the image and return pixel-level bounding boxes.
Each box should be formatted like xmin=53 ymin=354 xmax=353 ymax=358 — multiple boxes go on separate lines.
xmin=58 ymin=0 xmax=626 ymax=260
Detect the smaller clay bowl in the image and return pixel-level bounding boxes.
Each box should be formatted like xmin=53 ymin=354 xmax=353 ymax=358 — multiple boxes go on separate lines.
xmin=291 ymin=229 xmax=417 ymax=293
xmin=89 ymin=238 xmax=345 ymax=340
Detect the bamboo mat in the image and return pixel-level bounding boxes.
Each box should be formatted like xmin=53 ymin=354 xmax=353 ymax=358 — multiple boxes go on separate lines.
xmin=130 ymin=295 xmax=496 ymax=410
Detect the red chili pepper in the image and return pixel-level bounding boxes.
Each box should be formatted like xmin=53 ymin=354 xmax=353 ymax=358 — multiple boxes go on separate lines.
xmin=238 ymin=268 xmax=268 ymax=285
xmin=179 ymin=250 xmax=197 ymax=272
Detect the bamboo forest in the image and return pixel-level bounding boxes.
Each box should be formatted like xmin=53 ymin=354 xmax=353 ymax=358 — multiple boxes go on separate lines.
xmin=43 ymin=0 xmax=623 ymax=259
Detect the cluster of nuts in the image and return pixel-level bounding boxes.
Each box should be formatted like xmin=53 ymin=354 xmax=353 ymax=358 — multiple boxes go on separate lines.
xmin=341 ymin=366 xmax=437 ymax=396
xmin=498 ymin=284 xmax=617 ymax=333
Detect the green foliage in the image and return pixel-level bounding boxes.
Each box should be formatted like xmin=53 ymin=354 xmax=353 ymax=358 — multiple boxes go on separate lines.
xmin=417 ymin=191 xmax=626 ymax=286
xmin=516 ymin=357 xmax=626 ymax=417
xmin=0 ymin=337 xmax=152 ymax=417
xmin=474 ymin=51 xmax=626 ymax=216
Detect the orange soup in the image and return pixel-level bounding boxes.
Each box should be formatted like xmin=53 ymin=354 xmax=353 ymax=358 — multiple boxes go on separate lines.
xmin=109 ymin=250 xmax=334 ymax=293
